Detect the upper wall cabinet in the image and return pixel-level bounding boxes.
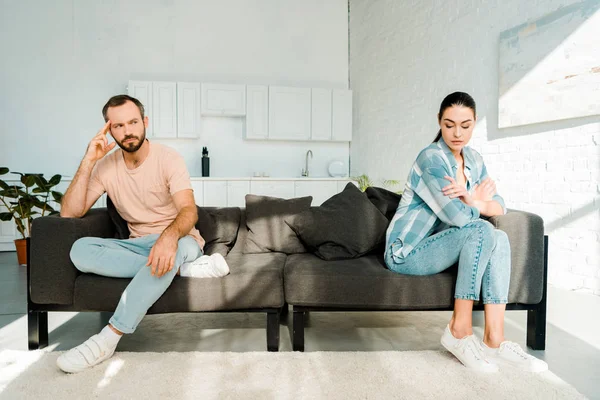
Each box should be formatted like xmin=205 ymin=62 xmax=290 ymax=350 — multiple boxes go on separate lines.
xmin=245 ymin=85 xmax=269 ymax=139
xmin=128 ymin=79 xmax=352 ymax=142
xmin=268 ymin=86 xmax=311 ymax=141
xmin=177 ymin=82 xmax=201 ymax=139
xmin=332 ymin=89 xmax=353 ymax=141
xmin=311 ymin=88 xmax=333 ymax=141
xmin=153 ymin=82 xmax=178 ymax=138
xmin=127 ymin=81 xmax=153 ymax=137
xmin=201 ymin=84 xmax=246 ymax=116
xmin=128 ymin=80 xmax=201 ymax=139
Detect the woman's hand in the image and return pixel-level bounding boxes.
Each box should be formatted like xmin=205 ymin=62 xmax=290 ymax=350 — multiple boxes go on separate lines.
xmin=472 ymin=177 xmax=496 ymax=202
xmin=442 ymin=176 xmax=474 ymax=206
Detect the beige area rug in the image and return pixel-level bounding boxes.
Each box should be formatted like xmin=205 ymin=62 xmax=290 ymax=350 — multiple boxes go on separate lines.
xmin=0 ymin=350 xmax=586 ymax=400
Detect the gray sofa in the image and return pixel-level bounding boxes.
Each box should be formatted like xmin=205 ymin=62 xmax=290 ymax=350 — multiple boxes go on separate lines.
xmin=285 ymin=210 xmax=547 ymax=351
xmin=27 ymin=197 xmax=547 ymax=353
xmin=28 ymin=206 xmax=285 ymax=351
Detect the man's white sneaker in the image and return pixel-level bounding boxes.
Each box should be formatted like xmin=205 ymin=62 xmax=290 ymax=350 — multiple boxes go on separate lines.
xmin=56 ymin=333 xmax=117 ymax=373
xmin=482 ymin=341 xmax=548 ymax=372
xmin=441 ymin=325 xmax=499 ymax=372
xmin=179 ymin=253 xmax=230 ymax=278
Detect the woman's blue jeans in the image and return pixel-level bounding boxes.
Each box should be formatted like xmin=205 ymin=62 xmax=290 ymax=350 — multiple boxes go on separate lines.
xmin=69 ymin=234 xmax=202 ymax=334
xmin=386 ymin=220 xmax=510 ymax=304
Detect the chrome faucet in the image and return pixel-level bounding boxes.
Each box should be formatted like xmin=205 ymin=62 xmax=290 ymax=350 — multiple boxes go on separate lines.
xmin=301 ymin=150 xmax=313 ymax=177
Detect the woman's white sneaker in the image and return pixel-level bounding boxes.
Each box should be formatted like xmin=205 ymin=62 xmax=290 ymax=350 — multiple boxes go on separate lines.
xmin=441 ymin=325 xmax=499 ymax=372
xmin=482 ymin=341 xmax=548 ymax=372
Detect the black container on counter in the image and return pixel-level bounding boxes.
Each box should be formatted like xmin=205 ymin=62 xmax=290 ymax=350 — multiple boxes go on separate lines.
xmin=201 ymin=146 xmax=210 ymax=177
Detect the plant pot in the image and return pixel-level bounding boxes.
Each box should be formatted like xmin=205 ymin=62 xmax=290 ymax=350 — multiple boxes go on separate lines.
xmin=14 ymin=238 xmax=27 ymax=266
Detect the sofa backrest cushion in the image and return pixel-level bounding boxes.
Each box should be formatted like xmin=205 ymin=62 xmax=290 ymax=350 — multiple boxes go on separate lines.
xmin=107 ymin=196 xmax=130 ymax=239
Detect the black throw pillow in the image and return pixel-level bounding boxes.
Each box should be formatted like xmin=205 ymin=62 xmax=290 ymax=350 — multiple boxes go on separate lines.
xmin=285 ymin=183 xmax=389 ymax=260
xmin=365 ymin=186 xmax=402 ymax=221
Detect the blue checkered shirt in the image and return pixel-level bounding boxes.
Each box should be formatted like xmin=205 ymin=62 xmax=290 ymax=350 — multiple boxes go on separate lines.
xmin=385 ymin=139 xmax=506 ymax=265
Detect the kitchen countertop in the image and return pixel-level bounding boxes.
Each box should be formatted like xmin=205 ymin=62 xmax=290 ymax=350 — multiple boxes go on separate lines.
xmin=5 ymin=176 xmax=353 ymax=182
xmin=189 ymin=177 xmax=353 ymax=181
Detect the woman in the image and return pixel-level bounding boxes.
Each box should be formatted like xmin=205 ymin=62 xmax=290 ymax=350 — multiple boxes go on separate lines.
xmin=385 ymin=92 xmax=547 ymax=373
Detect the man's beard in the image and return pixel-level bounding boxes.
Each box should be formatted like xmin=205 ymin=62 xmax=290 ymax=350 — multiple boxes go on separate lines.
xmin=117 ymin=128 xmax=146 ymax=153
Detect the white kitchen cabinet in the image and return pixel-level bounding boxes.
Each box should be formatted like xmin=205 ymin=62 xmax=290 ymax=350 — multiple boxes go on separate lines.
xmin=203 ymin=181 xmax=228 ymax=207
xmin=190 ymin=181 xmax=204 ymax=206
xmin=152 ymin=82 xmax=177 ymax=138
xmin=201 ymin=84 xmax=246 ymax=116
xmin=227 ymin=181 xmax=250 ymax=207
xmin=177 ymin=82 xmax=201 ymax=138
xmin=294 ymin=181 xmax=337 ymax=206
xmin=311 ymin=88 xmax=332 ymax=141
xmin=245 ymin=85 xmax=269 ymax=139
xmin=250 ymin=180 xmax=295 ymax=199
xmin=268 ymin=86 xmax=311 ymax=141
xmin=127 ymin=80 xmax=153 ymax=137
xmin=332 ymin=89 xmax=353 ymax=141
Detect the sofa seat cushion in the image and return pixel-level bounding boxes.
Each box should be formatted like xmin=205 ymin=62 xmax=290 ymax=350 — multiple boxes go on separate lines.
xmin=284 ymin=253 xmax=457 ymax=309
xmin=73 ymin=253 xmax=286 ymax=312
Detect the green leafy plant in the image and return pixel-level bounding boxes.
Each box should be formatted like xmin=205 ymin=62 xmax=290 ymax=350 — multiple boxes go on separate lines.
xmin=351 ymin=174 xmax=403 ymax=194
xmin=0 ymin=167 xmax=64 ymax=239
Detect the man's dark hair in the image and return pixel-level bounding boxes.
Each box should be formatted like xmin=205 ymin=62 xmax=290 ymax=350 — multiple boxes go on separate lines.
xmin=102 ymin=95 xmax=145 ymax=122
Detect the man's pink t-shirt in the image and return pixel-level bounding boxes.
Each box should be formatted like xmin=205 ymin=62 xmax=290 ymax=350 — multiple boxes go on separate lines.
xmin=87 ymin=141 xmax=204 ymax=249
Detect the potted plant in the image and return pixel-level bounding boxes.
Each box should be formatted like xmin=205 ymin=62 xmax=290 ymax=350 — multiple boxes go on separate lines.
xmin=0 ymin=167 xmax=64 ymax=265
xmin=352 ymin=174 xmax=403 ymax=194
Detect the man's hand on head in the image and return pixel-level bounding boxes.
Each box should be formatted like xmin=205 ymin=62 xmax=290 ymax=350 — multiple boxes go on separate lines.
xmin=84 ymin=120 xmax=116 ymax=163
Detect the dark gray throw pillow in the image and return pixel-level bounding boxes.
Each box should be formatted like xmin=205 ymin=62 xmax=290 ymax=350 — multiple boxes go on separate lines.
xmin=243 ymin=194 xmax=312 ymax=254
xmin=197 ymin=207 xmax=241 ymax=256
xmin=285 ymin=183 xmax=389 ymax=260
xmin=365 ymin=186 xmax=402 ymax=221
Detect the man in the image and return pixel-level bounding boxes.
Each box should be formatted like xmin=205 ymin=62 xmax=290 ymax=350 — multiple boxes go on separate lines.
xmin=57 ymin=95 xmax=229 ymax=373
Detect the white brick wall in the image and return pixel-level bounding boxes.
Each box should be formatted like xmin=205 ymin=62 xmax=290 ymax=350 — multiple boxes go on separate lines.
xmin=349 ymin=0 xmax=600 ymax=295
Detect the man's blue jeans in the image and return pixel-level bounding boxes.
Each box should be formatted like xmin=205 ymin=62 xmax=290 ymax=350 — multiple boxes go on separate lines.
xmin=69 ymin=234 xmax=202 ymax=333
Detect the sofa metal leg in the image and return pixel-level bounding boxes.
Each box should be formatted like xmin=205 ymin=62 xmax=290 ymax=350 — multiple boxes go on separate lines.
xmin=526 ymin=308 xmax=546 ymax=350
xmin=280 ymin=303 xmax=289 ymax=319
xmin=266 ymin=310 xmax=280 ymax=352
xmin=527 ymin=235 xmax=548 ymax=351
xmin=28 ymin=311 xmax=48 ymax=350
xmin=292 ymin=309 xmax=305 ymax=352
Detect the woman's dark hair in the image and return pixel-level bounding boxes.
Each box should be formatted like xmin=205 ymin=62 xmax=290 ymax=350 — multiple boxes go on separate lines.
xmin=433 ymin=92 xmax=476 ymax=142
